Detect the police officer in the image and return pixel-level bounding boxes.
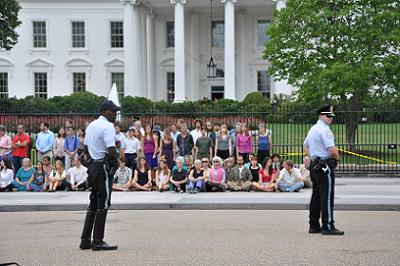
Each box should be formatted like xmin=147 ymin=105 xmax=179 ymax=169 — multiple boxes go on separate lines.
xmin=79 ymin=100 xmax=119 ymax=250
xmin=304 ymin=105 xmax=344 ymax=235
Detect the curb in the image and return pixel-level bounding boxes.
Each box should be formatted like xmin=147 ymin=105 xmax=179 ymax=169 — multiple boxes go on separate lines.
xmin=1 ymin=203 xmax=399 ymax=212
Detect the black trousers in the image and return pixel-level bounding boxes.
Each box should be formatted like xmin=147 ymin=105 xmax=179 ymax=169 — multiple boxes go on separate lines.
xmin=309 ymin=160 xmax=335 ymax=230
xmin=216 ymin=150 xmax=230 ymax=160
xmin=87 ymin=162 xmax=113 ymax=210
xmin=125 ymin=153 xmax=137 ymax=171
xmin=81 ymin=161 xmax=113 ymax=242
xmin=257 ymin=150 xmax=270 ymax=165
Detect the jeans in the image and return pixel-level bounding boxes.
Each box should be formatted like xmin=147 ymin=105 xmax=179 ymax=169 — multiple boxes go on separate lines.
xmin=11 ymin=180 xmax=28 ymax=191
xmin=278 ymin=182 xmax=304 ymax=192
xmin=188 ymin=180 xmax=205 ymax=191
xmin=13 ymin=156 xmax=24 ymax=173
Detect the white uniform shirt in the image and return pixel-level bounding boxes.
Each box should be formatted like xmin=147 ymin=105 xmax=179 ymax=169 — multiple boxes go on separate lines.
xmin=84 ymin=116 xmax=116 ymax=160
xmin=67 ymin=165 xmax=88 ymax=185
xmin=125 ymin=136 xmax=140 ymax=154
xmin=304 ymin=120 xmax=335 ymax=159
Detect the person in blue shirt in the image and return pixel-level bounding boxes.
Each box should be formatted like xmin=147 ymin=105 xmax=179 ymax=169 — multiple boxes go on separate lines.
xmin=304 ymin=105 xmax=343 ymax=236
xmin=36 ymin=122 xmax=55 ymax=162
xmin=64 ymin=126 xmax=79 ymax=169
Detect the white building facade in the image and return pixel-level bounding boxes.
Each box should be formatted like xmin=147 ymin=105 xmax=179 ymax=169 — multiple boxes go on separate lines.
xmin=0 ymin=0 xmax=292 ymax=102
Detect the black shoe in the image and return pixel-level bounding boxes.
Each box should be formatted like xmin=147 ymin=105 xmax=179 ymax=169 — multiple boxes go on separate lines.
xmin=91 ymin=241 xmax=118 ymax=251
xmin=79 ymin=239 xmax=92 ymax=250
xmin=308 ymin=227 xmax=322 ymax=234
xmin=322 ymin=227 xmax=344 ymax=236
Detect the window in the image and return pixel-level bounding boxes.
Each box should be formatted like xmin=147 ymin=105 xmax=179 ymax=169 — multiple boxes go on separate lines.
xmin=257 ymin=71 xmax=271 ymax=98
xmin=111 ymin=72 xmax=124 ymax=100
xmin=33 ymin=21 xmax=47 ymax=48
xmin=0 ymin=73 xmax=8 ymax=98
xmin=211 ymin=86 xmax=224 ymax=101
xmin=257 ymin=20 xmax=270 ymax=46
xmin=212 ymin=21 xmax=224 ymax=48
xmin=73 ymin=72 xmax=86 ymax=92
xmin=34 ymin=72 xmax=48 ymax=99
xmin=110 ymin=21 xmax=124 ymax=48
xmin=72 ymin=21 xmax=85 ymax=48
xmin=167 ymin=72 xmax=175 ymax=103
xmin=166 ymin=22 xmax=174 ymax=48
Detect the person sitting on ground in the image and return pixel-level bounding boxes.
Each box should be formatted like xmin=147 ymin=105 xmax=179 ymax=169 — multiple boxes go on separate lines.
xmin=252 ymin=157 xmax=277 ymax=192
xmin=299 ymin=156 xmax=313 ymax=188
xmin=131 ymin=157 xmax=152 ymax=191
xmin=206 ymin=156 xmax=226 ymax=192
xmin=47 ymin=160 xmax=67 ymax=192
xmin=65 ymin=157 xmax=88 ymax=191
xmin=0 ymin=158 xmax=14 ymax=192
xmin=42 ymin=156 xmax=53 ymax=177
xmin=170 ymin=156 xmax=188 ymax=193
xmin=201 ymin=157 xmax=211 ymax=183
xmin=184 ymin=154 xmax=194 ymax=171
xmin=271 ymin=153 xmax=282 ymax=175
xmin=27 ymin=161 xmax=47 ymax=192
xmin=194 ymin=126 xmax=213 ymax=161
xmin=155 ymin=159 xmax=171 ymax=192
xmin=188 ymin=159 xmax=205 ymax=193
xmin=275 ymin=160 xmax=304 ymax=192
xmin=224 ymin=157 xmax=234 ymax=185
xmin=113 ymin=157 xmax=132 ymax=192
xmin=11 ymin=158 xmax=35 ymax=191
xmin=248 ymin=155 xmax=261 ymax=184
xmin=244 ymin=153 xmax=262 ymax=168
xmin=226 ymin=155 xmax=253 ymax=191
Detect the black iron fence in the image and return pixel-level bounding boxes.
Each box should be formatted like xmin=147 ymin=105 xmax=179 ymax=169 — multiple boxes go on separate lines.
xmin=0 ymin=109 xmax=399 ymax=175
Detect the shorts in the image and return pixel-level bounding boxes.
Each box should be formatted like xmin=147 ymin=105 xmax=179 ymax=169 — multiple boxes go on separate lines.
xmin=145 ymin=153 xmax=158 ymax=169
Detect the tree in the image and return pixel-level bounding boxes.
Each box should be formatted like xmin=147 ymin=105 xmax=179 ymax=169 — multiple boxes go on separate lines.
xmin=0 ymin=0 xmax=22 ymax=50
xmin=264 ymin=0 xmax=400 ymax=144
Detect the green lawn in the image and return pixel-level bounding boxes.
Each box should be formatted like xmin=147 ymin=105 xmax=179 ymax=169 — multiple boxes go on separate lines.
xmin=264 ymin=123 xmax=400 ymax=165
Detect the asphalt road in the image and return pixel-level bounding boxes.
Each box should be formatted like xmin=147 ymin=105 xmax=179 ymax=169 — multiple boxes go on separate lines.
xmin=1 ymin=210 xmax=399 ymax=266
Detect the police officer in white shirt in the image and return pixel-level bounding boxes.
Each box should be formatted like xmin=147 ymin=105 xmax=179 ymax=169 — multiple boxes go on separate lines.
xmin=304 ymin=105 xmax=344 ymax=236
xmin=79 ymin=100 xmax=119 ymax=251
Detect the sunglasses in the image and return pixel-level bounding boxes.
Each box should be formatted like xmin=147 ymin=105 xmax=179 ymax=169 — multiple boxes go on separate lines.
xmin=202 ymin=161 xmax=208 ymax=163
xmin=213 ymin=160 xmax=219 ymax=163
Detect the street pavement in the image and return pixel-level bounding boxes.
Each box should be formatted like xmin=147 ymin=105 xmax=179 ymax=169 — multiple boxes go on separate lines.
xmin=1 ymin=210 xmax=399 ymax=266
xmin=0 ymin=178 xmax=399 ymax=212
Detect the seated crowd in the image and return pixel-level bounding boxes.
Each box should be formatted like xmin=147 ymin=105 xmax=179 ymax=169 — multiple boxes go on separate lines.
xmin=0 ymin=119 xmax=312 ymax=193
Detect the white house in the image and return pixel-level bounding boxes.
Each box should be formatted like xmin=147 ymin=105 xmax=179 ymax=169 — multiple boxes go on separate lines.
xmin=0 ymin=0 xmax=293 ymax=102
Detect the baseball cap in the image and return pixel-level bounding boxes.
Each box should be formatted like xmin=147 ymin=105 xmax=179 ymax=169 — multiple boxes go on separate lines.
xmin=99 ymin=100 xmax=120 ymax=112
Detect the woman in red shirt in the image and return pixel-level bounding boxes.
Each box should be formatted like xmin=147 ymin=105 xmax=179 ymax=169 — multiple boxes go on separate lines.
xmin=252 ymin=157 xmax=277 ymax=192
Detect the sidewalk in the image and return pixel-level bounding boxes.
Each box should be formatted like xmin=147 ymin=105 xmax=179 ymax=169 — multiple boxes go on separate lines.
xmin=1 ymin=178 xmax=399 ymax=212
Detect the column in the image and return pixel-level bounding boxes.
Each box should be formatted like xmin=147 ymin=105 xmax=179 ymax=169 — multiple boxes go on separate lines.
xmin=133 ymin=1 xmax=143 ymax=96
xmin=171 ymin=0 xmax=186 ymax=102
xmin=237 ymin=9 xmax=246 ymax=100
xmin=140 ymin=8 xmax=148 ymax=98
xmin=222 ymin=0 xmax=237 ymax=100
xmin=146 ymin=12 xmax=155 ymax=100
xmin=121 ymin=0 xmax=139 ymax=97
xmin=272 ymin=0 xmax=286 ymax=99
xmin=189 ymin=12 xmax=199 ymax=101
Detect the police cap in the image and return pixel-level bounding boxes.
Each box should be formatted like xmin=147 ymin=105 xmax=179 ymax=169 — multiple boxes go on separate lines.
xmin=317 ymin=105 xmax=335 ymax=117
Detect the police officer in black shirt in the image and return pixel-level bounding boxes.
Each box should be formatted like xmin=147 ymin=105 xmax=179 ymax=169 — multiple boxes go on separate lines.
xmin=79 ymin=100 xmax=119 ymax=250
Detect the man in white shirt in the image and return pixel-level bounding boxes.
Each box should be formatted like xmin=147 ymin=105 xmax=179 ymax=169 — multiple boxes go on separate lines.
xmin=190 ymin=119 xmax=203 ymax=143
xmin=275 ymin=160 xmax=304 ymax=192
xmin=65 ymin=157 xmax=88 ymax=191
xmin=124 ymin=127 xmax=141 ymax=170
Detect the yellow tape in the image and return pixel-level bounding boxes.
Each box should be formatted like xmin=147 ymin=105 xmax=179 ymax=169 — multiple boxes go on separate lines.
xmin=337 ymin=148 xmax=398 ymax=165
xmin=278 ymin=149 xmax=398 ymax=165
